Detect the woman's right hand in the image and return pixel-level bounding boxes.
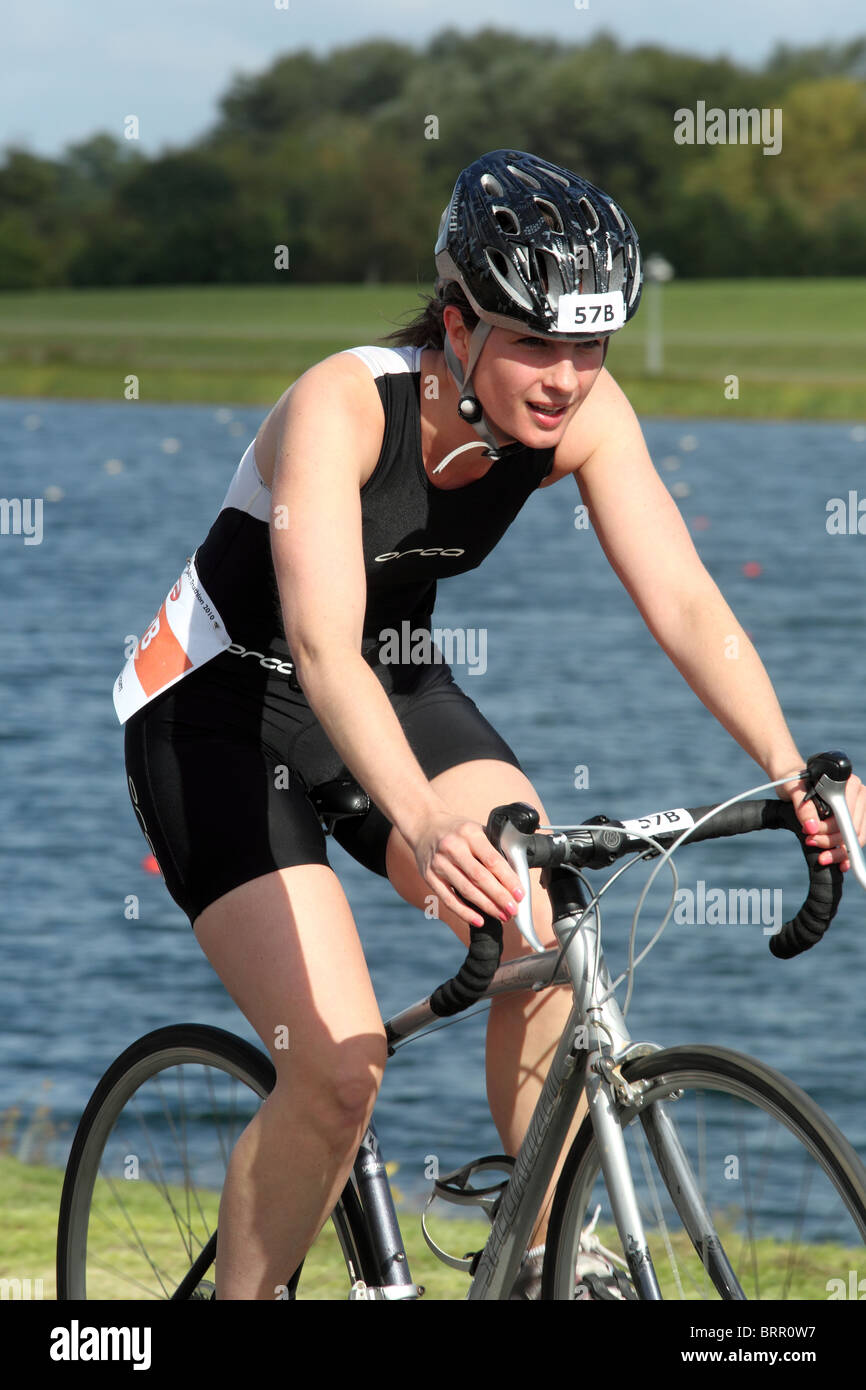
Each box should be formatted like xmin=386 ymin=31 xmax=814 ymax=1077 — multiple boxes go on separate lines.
xmin=411 ymin=807 xmax=525 ymax=929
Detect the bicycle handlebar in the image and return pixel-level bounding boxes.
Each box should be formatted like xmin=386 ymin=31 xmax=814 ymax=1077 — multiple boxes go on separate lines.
xmin=424 ymin=751 xmax=861 ymax=1018
xmin=523 ymin=794 xmax=843 ymax=961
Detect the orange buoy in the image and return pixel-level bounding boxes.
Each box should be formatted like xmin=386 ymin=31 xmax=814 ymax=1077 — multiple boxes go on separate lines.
xmin=142 ymin=855 xmax=162 ymax=876
xmin=742 ymin=562 xmax=762 ymax=578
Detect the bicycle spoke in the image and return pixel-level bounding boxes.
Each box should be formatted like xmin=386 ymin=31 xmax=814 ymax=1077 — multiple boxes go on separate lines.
xmin=58 ymin=1027 xmax=372 ymax=1300
xmin=545 ymin=1048 xmax=866 ymax=1300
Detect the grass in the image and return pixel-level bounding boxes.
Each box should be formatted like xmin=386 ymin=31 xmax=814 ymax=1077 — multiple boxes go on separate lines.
xmin=2 ymin=1147 xmax=862 ymax=1301
xmin=1 ymin=280 xmax=864 ymax=418
xmin=0 ymin=1152 xmax=489 ymax=1301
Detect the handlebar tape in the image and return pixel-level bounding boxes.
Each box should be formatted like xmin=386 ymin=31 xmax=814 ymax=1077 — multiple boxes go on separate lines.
xmin=428 ymin=916 xmax=504 ymax=1017
xmin=647 ymin=798 xmax=844 ymax=959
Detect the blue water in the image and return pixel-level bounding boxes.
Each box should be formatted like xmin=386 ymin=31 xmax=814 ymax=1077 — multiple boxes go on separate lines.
xmin=2 ymin=397 xmax=865 ymax=1220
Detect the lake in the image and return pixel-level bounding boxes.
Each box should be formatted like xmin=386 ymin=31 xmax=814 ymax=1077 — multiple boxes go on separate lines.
xmin=1 ymin=394 xmax=865 ymax=1224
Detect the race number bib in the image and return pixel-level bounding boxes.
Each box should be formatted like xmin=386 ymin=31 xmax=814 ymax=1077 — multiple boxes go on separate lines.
xmin=113 ymin=555 xmax=231 ymax=723
xmin=556 ymin=290 xmax=625 ymax=333
xmin=620 ymin=808 xmax=695 ymax=839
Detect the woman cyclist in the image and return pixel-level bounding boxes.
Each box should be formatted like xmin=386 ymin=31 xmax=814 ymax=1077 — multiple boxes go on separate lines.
xmin=116 ymin=149 xmax=866 ymax=1300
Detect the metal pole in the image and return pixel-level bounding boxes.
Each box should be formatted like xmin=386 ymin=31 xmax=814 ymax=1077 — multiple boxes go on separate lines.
xmin=646 ymin=279 xmax=663 ymax=375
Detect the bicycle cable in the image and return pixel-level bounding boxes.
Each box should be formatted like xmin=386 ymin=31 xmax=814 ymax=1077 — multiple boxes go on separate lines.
xmin=602 ymin=770 xmax=805 ymax=1016
xmin=538 ymin=767 xmax=805 ymax=1019
xmin=536 ymin=828 xmax=681 ymax=1018
xmin=386 ymin=1000 xmax=494 ymax=1052
xmin=390 ymin=772 xmax=804 ymax=1048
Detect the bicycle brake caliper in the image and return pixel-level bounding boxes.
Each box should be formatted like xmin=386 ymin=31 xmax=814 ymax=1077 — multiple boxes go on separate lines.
xmin=595 ymin=1055 xmax=644 ymax=1108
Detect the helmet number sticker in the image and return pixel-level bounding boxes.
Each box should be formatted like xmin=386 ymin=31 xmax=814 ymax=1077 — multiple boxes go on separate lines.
xmin=556 ymin=290 xmax=625 ymax=333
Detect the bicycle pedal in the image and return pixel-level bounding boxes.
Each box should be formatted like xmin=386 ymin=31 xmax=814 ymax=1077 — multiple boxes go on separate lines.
xmin=578 ymin=1270 xmax=637 ymax=1301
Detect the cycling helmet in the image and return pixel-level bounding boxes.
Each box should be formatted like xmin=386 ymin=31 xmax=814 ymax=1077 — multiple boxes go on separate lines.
xmin=433 ymin=149 xmax=642 ymax=464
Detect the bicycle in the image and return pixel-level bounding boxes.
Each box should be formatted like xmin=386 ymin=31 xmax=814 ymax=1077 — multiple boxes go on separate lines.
xmin=56 ymin=750 xmax=866 ymax=1300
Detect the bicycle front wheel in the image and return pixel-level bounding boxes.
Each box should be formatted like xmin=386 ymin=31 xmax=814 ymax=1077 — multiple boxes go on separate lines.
xmin=543 ymin=1045 xmax=866 ymax=1300
xmin=57 ymin=1024 xmax=375 ymax=1299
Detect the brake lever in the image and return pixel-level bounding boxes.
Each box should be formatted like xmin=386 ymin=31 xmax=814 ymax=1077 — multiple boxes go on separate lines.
xmin=806 ymin=752 xmax=866 ymax=892
xmin=487 ymin=803 xmax=546 ymax=953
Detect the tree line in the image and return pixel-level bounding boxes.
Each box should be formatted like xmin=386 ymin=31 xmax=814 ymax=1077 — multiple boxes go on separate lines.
xmin=1 ymin=28 xmax=865 ymax=289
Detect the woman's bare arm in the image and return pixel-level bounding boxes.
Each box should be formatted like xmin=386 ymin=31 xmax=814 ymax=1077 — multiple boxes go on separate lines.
xmin=269 ymin=353 xmax=524 ymax=924
xmin=558 ymin=369 xmax=866 ymax=863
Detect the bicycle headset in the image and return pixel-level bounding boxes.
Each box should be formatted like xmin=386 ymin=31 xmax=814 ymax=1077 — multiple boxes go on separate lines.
xmin=433 ymin=149 xmax=644 ymax=462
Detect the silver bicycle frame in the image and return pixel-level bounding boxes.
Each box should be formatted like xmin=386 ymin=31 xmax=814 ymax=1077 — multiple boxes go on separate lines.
xmin=382 ymin=840 xmax=741 ymax=1300
xmin=363 ymin=762 xmax=866 ymax=1299
xmin=465 ymin=891 xmax=662 ymax=1300
xmin=383 ymin=890 xmax=666 ymax=1298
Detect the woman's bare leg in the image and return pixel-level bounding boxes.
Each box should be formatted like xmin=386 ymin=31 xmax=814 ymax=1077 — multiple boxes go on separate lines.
xmin=385 ymin=759 xmax=585 ymax=1244
xmin=192 ymin=864 xmax=387 ymax=1299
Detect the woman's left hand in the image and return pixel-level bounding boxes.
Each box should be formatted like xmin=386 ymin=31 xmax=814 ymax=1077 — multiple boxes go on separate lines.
xmin=776 ymin=765 xmax=866 ymax=872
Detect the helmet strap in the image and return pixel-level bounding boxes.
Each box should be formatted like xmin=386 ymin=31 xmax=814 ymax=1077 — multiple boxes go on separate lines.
xmin=441 ymin=322 xmax=504 ymax=463
xmin=438 ymin=321 xmax=611 ymax=473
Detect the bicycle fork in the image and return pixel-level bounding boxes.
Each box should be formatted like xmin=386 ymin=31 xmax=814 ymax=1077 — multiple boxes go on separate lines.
xmin=469 ymin=892 xmax=741 ymax=1299
xmin=584 ymin=1059 xmax=662 ymax=1299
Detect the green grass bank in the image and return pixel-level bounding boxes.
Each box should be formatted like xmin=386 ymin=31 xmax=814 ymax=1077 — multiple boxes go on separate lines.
xmin=2 ymin=1152 xmax=860 ymax=1300
xmin=1 ymin=280 xmax=864 ymax=419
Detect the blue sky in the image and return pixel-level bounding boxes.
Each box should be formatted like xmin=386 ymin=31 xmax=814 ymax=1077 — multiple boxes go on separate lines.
xmin=4 ymin=0 xmax=863 ymax=158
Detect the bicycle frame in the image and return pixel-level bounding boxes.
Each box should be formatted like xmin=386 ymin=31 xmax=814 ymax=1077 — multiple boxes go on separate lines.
xmin=349 ymin=890 xmax=735 ymax=1301
xmin=315 ymin=750 xmax=866 ymax=1299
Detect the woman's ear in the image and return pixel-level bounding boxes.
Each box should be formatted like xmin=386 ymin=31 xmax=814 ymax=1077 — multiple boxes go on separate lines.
xmin=442 ymin=305 xmax=471 ymax=366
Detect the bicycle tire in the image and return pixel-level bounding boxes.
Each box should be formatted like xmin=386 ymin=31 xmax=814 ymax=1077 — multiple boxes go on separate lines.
xmin=57 ymin=1023 xmax=376 ymax=1300
xmin=542 ymin=1045 xmax=866 ymax=1300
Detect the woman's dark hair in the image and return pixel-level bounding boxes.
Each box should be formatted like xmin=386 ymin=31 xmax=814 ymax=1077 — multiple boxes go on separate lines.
xmin=382 ymin=281 xmax=480 ymax=348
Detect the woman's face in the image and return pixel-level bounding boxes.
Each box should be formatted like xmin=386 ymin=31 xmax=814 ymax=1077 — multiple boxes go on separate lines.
xmin=443 ymin=308 xmax=607 ymax=448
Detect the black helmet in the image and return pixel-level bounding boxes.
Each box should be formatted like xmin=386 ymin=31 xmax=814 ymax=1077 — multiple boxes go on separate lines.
xmin=435 ymin=149 xmax=642 ymax=338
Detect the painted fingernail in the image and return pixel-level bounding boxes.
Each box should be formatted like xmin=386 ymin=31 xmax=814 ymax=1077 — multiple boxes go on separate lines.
xmin=804 ymin=819 xmax=819 ymax=832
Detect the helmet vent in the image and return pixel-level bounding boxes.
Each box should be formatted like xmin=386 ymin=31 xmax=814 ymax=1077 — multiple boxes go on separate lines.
xmin=484 ymin=247 xmax=535 ymax=311
xmin=578 ymin=197 xmax=601 ymax=233
xmin=628 ymin=245 xmax=642 ymax=306
xmin=533 ymin=198 xmax=564 ymax=234
xmin=608 ymin=200 xmax=626 ymax=231
xmin=534 ymin=164 xmax=569 ymax=187
xmin=535 ymin=248 xmax=568 ymax=298
xmin=492 ymin=205 xmax=521 ymax=235
xmin=507 ymin=164 xmax=542 ymax=190
xmin=480 ymin=173 xmax=504 ymax=197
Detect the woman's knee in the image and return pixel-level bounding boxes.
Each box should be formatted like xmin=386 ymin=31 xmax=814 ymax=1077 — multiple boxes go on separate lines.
xmin=271 ymin=1035 xmax=387 ymax=1146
